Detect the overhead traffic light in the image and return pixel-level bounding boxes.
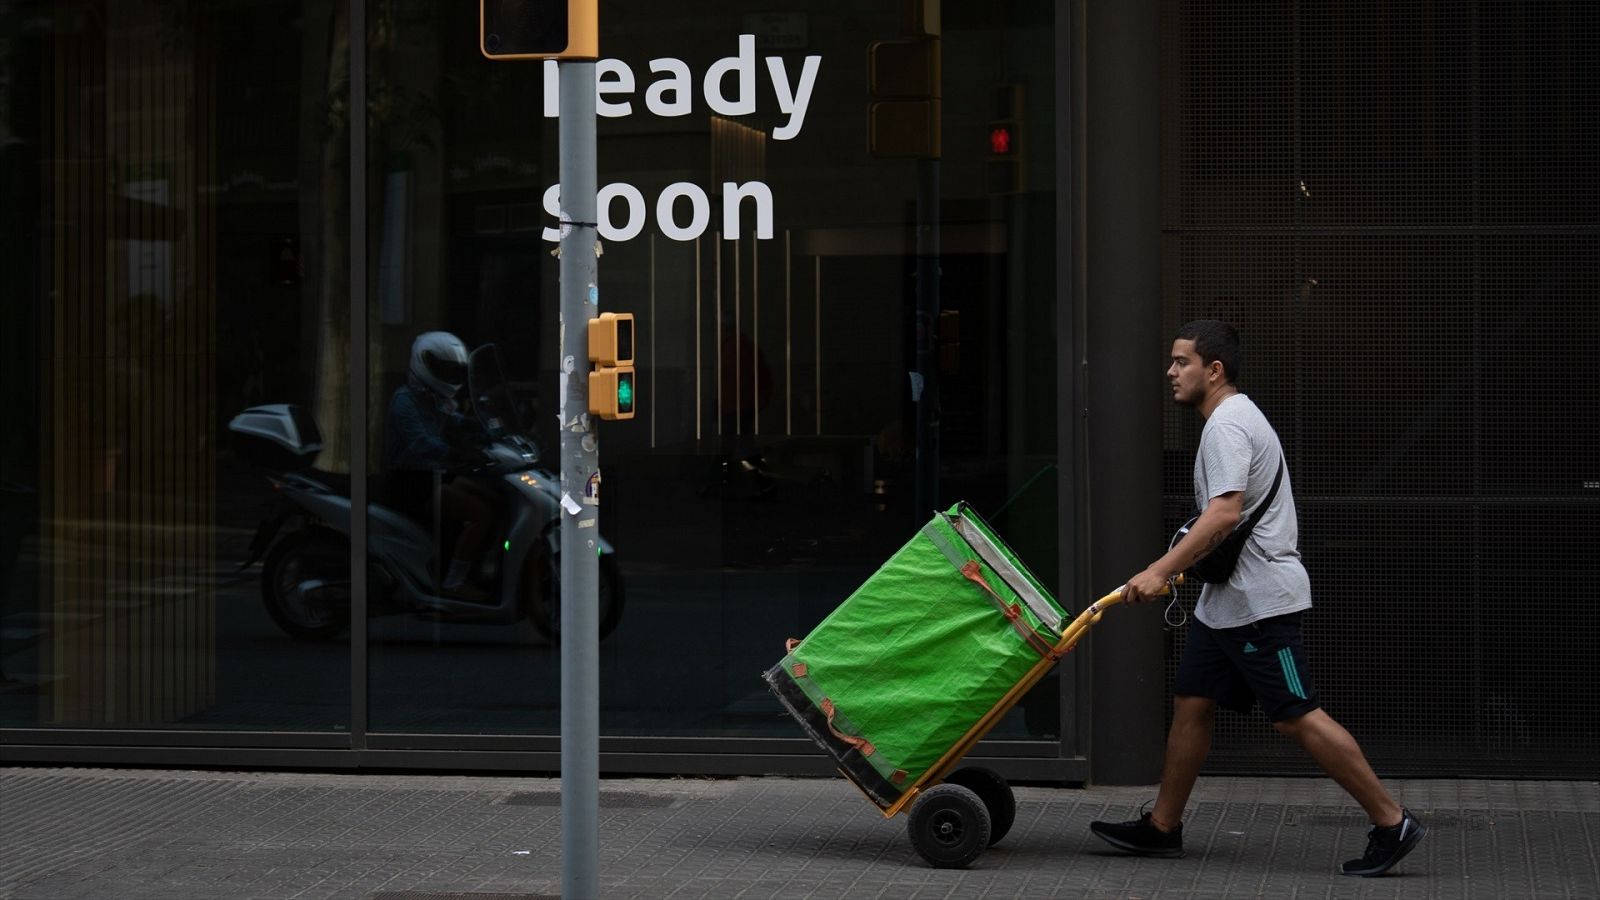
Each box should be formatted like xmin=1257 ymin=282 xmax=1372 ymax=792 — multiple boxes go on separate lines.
xmin=587 ymin=312 xmax=636 ymax=420
xmin=868 ymin=37 xmax=941 ymax=159
xmin=480 ymin=0 xmax=598 ymax=60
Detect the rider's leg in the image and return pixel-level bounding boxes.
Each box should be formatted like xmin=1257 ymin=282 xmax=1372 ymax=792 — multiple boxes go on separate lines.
xmin=439 ymin=480 xmax=493 ymax=591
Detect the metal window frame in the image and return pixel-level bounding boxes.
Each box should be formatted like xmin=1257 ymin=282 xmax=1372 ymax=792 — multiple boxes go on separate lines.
xmin=349 ymin=0 xmax=370 ymax=760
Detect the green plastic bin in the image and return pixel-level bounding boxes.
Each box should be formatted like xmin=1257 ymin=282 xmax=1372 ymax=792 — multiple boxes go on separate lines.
xmin=763 ymin=501 xmax=1069 ymax=812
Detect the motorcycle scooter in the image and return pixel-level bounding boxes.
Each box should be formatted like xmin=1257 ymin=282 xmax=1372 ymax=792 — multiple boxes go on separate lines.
xmin=228 ymin=344 xmax=623 ymax=642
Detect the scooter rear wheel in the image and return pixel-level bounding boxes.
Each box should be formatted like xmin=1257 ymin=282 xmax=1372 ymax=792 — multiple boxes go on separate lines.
xmin=261 ymin=528 xmax=351 ymax=640
xmin=529 ymin=552 xmax=625 ymax=643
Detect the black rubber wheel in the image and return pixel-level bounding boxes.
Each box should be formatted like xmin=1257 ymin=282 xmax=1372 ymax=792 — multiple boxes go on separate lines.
xmin=530 ymin=551 xmax=626 ymax=643
xmin=907 ymin=783 xmax=991 ymax=869
xmin=260 ymin=528 xmax=351 ymax=640
xmin=944 ymin=766 xmax=1017 ymax=846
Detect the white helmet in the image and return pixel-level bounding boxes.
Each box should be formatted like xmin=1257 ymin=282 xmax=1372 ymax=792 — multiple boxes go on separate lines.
xmin=409 ymin=331 xmax=469 ymax=399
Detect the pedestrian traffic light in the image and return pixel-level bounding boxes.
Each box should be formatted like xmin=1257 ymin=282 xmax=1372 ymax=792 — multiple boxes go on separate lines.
xmin=588 ymin=312 xmax=635 ymax=420
xmin=985 ymin=84 xmax=1024 ymax=194
xmin=988 ymin=123 xmax=1016 ymax=156
xmin=480 ymin=0 xmax=598 ymax=61
xmin=868 ymin=37 xmax=941 ymax=159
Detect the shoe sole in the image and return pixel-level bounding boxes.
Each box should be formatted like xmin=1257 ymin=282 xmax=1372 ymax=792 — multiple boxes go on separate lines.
xmin=1090 ymin=828 xmax=1185 ymax=859
xmin=1341 ymin=821 xmax=1427 ymax=877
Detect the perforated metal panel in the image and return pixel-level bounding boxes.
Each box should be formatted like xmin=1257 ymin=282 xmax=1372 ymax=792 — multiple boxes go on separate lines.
xmin=1162 ymin=0 xmax=1599 ymax=777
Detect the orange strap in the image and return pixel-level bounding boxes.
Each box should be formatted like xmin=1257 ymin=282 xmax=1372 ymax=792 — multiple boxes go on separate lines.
xmin=820 ymin=698 xmax=875 ymax=757
xmin=785 ymin=639 xmax=809 ymax=676
xmin=961 ymin=560 xmax=1060 ymax=660
xmin=787 ymin=638 xmax=873 ymax=757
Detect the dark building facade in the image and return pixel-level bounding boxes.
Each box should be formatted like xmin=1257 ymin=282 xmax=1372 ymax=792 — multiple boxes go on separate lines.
xmin=1 ymin=0 xmax=1593 ymax=782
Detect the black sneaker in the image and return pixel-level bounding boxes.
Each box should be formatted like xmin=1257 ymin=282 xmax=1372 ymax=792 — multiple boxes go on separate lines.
xmin=1341 ymin=808 xmax=1426 ymax=877
xmin=1089 ymin=812 xmax=1185 ymax=858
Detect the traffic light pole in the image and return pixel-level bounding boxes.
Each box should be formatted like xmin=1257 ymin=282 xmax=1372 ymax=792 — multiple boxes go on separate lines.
xmin=558 ymin=59 xmax=600 ymax=900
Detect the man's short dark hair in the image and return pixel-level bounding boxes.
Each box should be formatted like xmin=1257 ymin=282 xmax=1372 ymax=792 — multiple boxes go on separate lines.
xmin=1176 ymin=319 xmax=1241 ymax=384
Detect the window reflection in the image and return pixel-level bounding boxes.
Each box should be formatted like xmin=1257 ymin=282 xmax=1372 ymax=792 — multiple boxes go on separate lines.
xmin=364 ymin=3 xmax=1061 ymax=740
xmin=0 ymin=1 xmax=1060 ymax=743
xmin=1 ymin=0 xmax=351 ymax=730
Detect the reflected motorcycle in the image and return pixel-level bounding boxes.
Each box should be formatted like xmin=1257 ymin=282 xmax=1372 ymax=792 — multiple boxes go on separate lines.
xmin=227 ymin=344 xmax=623 ymax=642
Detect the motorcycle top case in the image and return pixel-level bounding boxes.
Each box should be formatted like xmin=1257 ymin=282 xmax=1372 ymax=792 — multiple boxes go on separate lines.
xmin=764 ymin=502 xmax=1068 ymax=810
xmin=229 ymin=404 xmax=324 ymax=471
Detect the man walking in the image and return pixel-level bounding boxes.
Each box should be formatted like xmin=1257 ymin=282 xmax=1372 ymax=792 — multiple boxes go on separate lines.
xmin=1089 ymin=320 xmax=1425 ymax=877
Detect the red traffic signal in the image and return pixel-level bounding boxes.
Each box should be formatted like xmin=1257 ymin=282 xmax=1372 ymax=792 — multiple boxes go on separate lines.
xmin=988 ymin=125 xmax=1015 ymax=156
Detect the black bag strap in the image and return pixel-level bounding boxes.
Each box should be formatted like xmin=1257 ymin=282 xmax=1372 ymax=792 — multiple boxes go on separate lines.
xmin=1173 ymin=457 xmax=1287 ymax=559
xmin=1237 ymin=458 xmax=1285 ymax=539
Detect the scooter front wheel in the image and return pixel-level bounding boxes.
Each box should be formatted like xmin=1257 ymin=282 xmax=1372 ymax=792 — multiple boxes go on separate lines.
xmin=529 ymin=552 xmax=625 ymax=644
xmin=261 ymin=528 xmax=351 ymax=640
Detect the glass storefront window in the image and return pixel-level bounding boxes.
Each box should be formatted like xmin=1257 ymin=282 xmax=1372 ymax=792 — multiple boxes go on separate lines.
xmin=1 ymin=1 xmax=352 ymax=731
xmin=362 ymin=4 xmax=1061 ymax=740
xmin=1 ymin=1 xmax=1060 ymax=746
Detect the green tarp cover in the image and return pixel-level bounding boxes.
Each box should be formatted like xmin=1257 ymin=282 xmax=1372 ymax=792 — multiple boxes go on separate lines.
xmin=766 ymin=502 xmax=1067 ymax=808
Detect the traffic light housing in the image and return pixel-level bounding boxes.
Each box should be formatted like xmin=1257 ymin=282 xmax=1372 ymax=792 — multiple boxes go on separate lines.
xmin=868 ymin=37 xmax=941 ymax=159
xmin=587 ymin=312 xmax=635 ymax=420
xmin=985 ymin=84 xmax=1025 ymax=194
xmin=480 ymin=0 xmax=598 ymax=60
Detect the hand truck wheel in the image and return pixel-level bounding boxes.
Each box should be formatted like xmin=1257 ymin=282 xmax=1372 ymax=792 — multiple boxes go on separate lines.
xmin=907 ymin=783 xmax=991 ymax=868
xmin=944 ymin=766 xmax=1016 ymax=846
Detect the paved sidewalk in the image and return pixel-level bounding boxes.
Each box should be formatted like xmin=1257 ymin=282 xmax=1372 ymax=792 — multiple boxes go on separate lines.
xmin=1 ymin=767 xmax=1596 ymax=899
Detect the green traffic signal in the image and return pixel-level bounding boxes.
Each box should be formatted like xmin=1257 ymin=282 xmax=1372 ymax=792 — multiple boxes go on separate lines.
xmin=617 ymin=371 xmax=635 ymax=413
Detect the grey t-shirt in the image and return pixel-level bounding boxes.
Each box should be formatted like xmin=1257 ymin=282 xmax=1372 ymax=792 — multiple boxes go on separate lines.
xmin=1193 ymin=393 xmax=1312 ymax=628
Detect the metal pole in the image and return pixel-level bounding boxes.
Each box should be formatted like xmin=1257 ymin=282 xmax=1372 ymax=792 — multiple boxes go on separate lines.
xmin=558 ymin=59 xmax=600 ymax=900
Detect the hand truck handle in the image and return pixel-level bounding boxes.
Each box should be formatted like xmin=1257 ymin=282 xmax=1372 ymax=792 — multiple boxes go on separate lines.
xmin=1056 ymin=574 xmax=1184 ymax=648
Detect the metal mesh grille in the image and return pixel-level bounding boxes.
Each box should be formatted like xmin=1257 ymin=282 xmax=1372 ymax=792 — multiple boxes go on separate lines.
xmin=1162 ymin=0 xmax=1600 ymax=777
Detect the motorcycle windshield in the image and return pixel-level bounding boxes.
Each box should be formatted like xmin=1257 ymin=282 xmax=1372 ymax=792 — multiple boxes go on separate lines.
xmin=467 ymin=344 xmax=526 ymax=439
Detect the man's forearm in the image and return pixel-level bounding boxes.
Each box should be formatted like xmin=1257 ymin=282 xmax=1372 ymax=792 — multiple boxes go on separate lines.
xmin=1150 ymin=503 xmax=1240 ymax=578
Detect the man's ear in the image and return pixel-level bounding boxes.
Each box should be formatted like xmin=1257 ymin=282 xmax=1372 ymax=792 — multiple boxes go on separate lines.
xmin=1206 ymin=359 xmax=1226 ymax=383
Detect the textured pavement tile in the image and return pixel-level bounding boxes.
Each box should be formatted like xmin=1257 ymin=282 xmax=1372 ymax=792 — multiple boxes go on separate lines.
xmin=1 ymin=769 xmax=1597 ymax=899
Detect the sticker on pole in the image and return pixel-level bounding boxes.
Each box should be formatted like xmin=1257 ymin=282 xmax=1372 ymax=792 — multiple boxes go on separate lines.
xmin=584 ymin=470 xmax=601 ymax=505
xmin=560 ymin=492 xmax=583 ymax=516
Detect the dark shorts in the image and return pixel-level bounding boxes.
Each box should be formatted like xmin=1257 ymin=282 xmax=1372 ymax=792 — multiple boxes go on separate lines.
xmin=1174 ymin=611 xmax=1321 ymax=722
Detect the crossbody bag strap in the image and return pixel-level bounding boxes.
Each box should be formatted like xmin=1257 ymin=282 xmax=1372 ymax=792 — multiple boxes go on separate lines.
xmin=1239 ymin=459 xmax=1285 ymax=537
